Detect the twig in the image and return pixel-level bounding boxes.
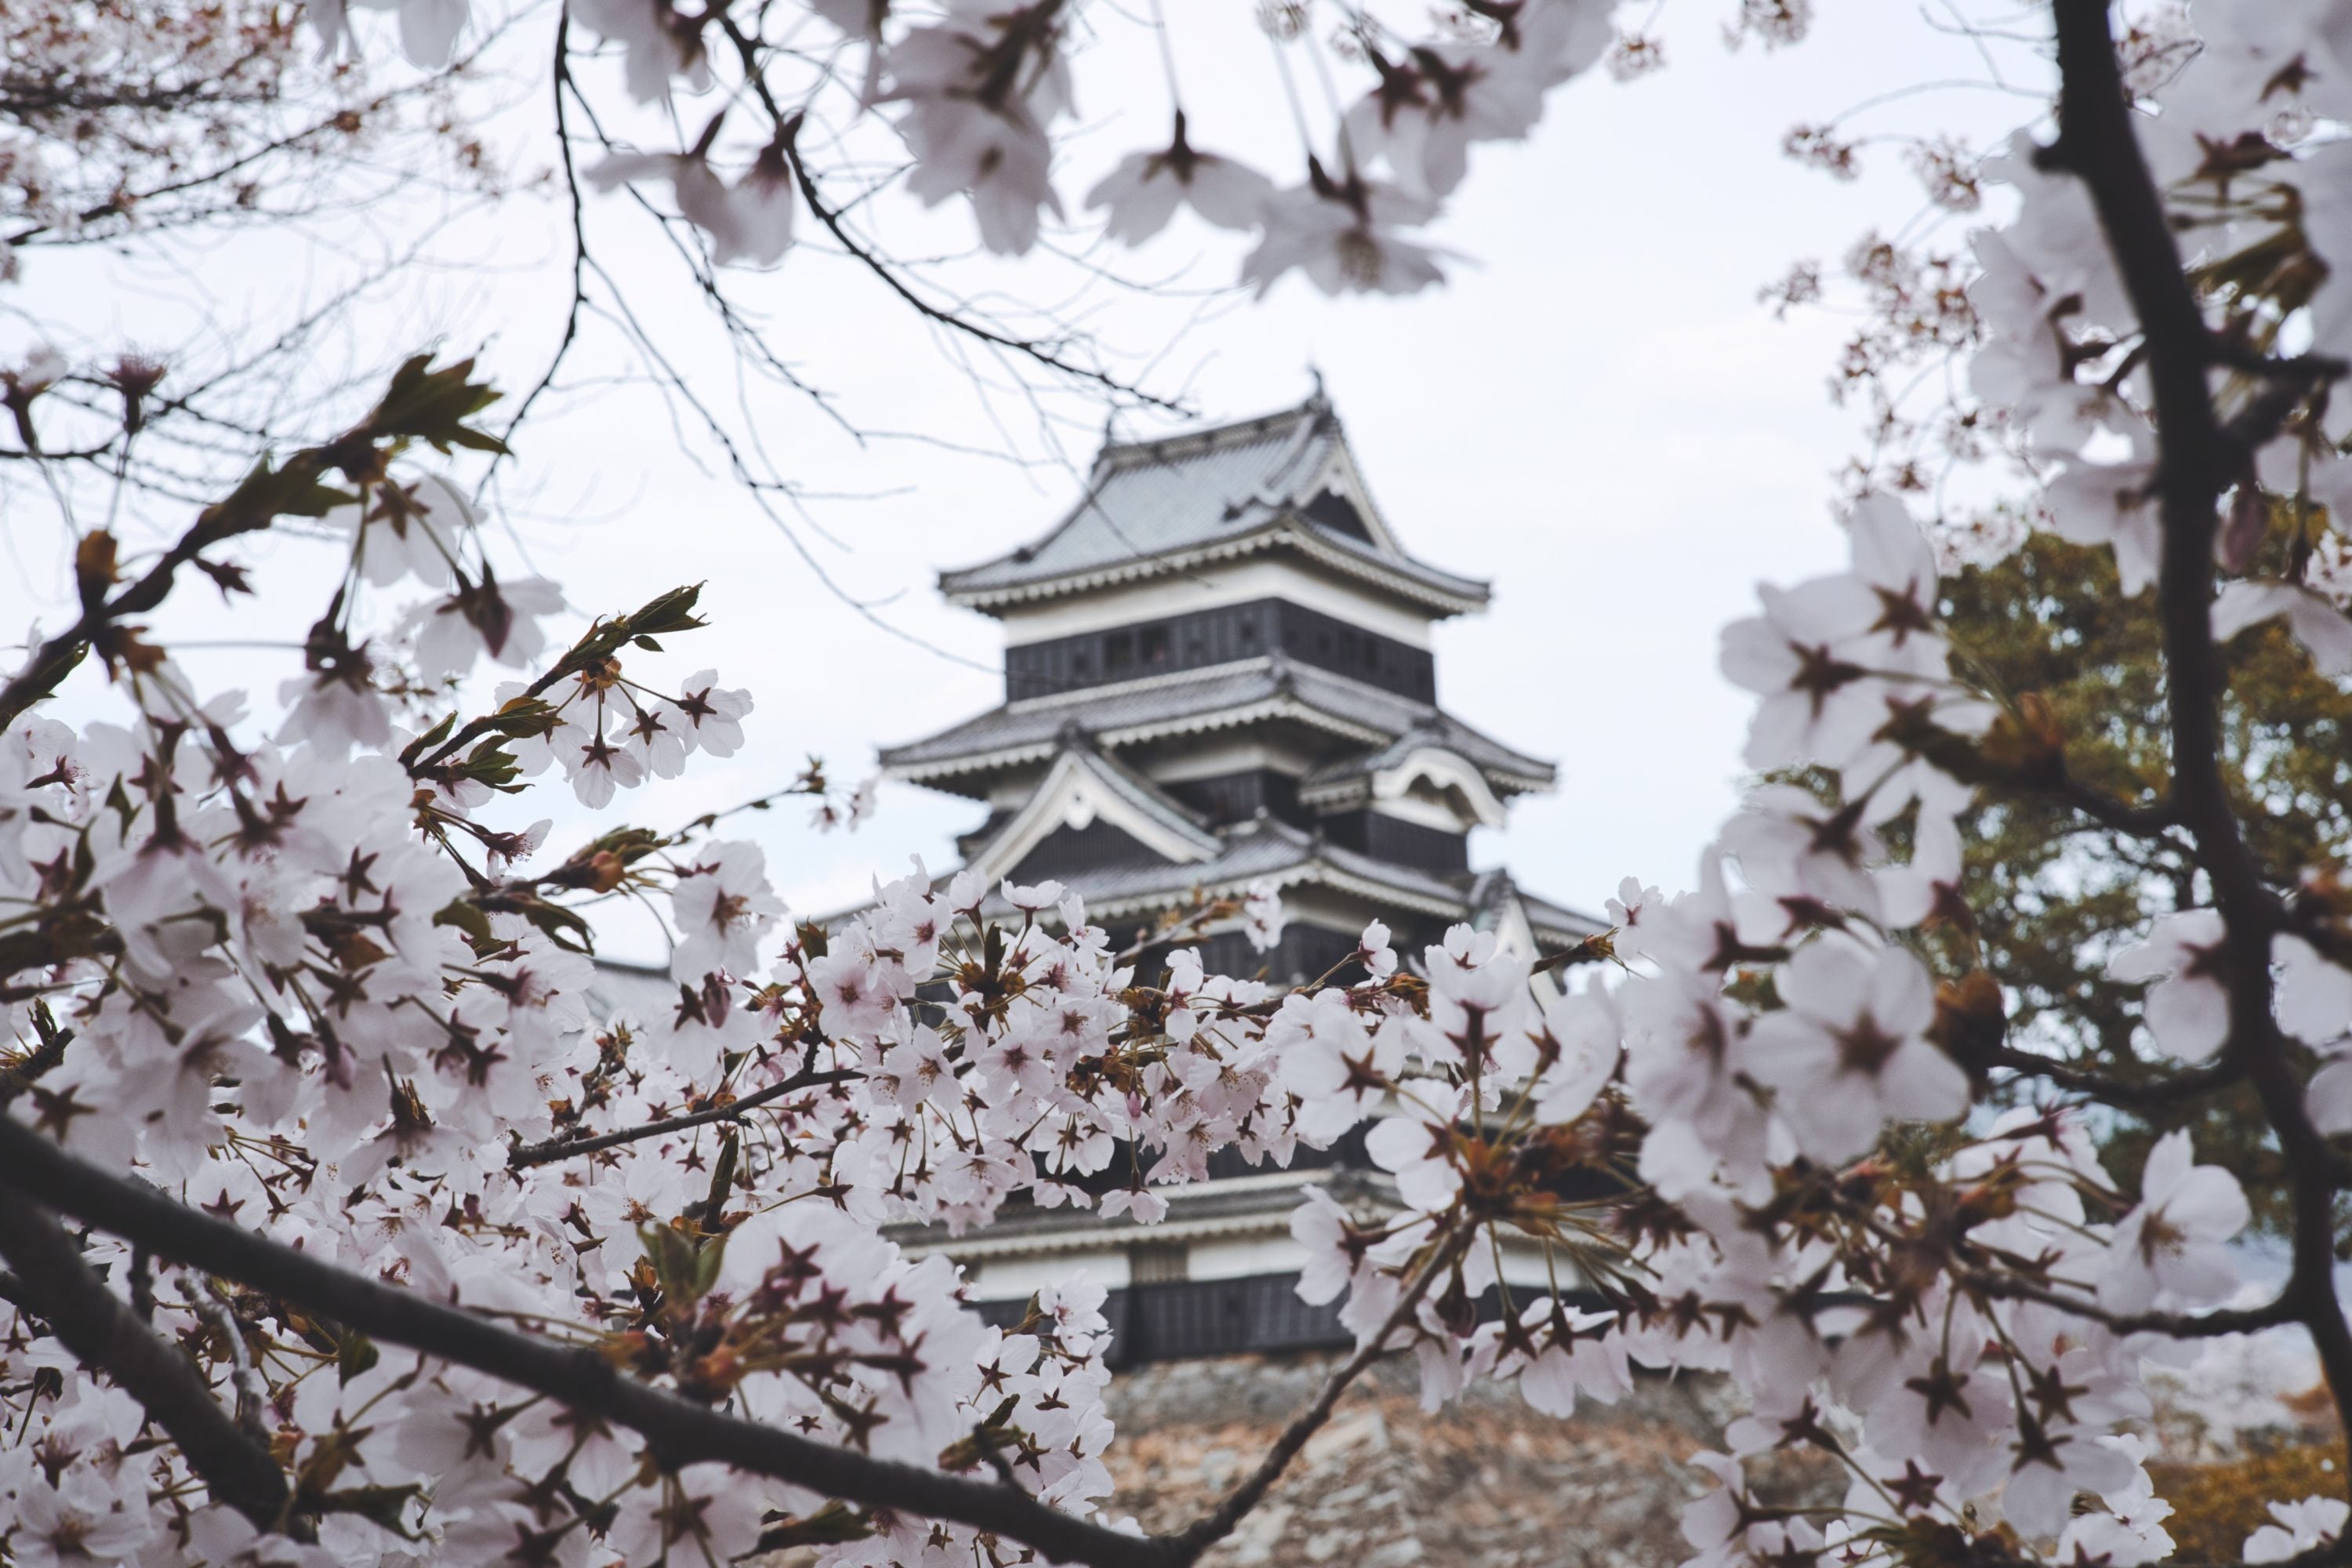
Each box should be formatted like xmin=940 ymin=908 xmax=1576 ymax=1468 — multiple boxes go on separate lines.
xmin=482 ymin=10 xmax=589 ymax=482
xmin=703 ymin=11 xmax=1182 ymax=418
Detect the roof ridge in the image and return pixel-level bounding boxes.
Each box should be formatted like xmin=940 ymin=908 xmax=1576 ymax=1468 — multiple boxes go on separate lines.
xmin=1094 ymin=394 xmax=1327 ymax=471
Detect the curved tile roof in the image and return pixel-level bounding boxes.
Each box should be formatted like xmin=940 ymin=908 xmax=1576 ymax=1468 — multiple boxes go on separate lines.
xmin=877 ymin=656 xmax=1556 ymax=795
xmin=937 ymin=398 xmax=1488 ymax=612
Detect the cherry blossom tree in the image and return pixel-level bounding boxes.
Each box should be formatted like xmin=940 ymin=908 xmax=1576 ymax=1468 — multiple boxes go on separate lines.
xmin=7 ymin=4 xmax=2352 ymax=1568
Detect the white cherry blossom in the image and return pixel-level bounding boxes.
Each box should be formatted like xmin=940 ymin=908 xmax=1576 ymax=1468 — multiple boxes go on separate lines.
xmin=1748 ymin=941 xmax=1965 ymax=1161
xmin=2099 ymin=1130 xmax=2250 ymax=1313
xmin=2107 ymin=909 xmax=2232 ymax=1062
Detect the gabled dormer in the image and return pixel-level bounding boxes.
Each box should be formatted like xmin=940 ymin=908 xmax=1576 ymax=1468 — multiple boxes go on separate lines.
xmin=959 ymin=740 xmax=1221 ymax=887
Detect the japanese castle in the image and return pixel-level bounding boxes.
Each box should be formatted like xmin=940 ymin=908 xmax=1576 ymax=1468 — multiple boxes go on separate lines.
xmin=594 ymin=389 xmax=1594 ymax=1362
xmin=875 ymin=389 xmax=1599 ymax=1360
xmin=879 ymin=388 xmax=1592 ymax=975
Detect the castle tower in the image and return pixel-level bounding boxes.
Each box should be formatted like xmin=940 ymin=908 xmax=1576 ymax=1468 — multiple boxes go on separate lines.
xmin=880 ymin=390 xmax=1594 ymax=978
xmin=861 ymin=391 xmax=1599 ymax=1361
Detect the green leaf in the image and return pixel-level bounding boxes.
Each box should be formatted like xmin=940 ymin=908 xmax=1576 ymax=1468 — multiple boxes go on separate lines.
xmin=624 ymin=583 xmax=708 ymax=639
xmin=508 ymin=894 xmax=595 ymax=954
xmin=757 ymin=1503 xmax=873 ymax=1552
xmin=412 ymin=710 xmax=458 ymax=753
xmin=367 ymin=355 xmax=506 ymax=456
xmin=337 ymin=1328 xmax=381 ymax=1385
xmin=432 ymin=898 xmax=495 ymax=951
xmin=690 ymin=1232 xmax=729 ymax=1300
xmin=196 ymin=456 xmax=355 ymax=542
xmin=486 ymin=696 xmax=560 ymax=739
xmin=311 ymin=1483 xmax=424 ymax=1539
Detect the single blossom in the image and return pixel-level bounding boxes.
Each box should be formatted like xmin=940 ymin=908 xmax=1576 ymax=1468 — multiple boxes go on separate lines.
xmin=2099 ymin=1129 xmax=2250 ymax=1312
xmin=1239 ymin=163 xmax=1448 ymax=299
xmin=669 ymin=840 xmax=784 ymax=982
xmin=2107 ymin=909 xmax=2231 ymax=1062
xmin=1748 ymin=940 xmax=1966 ymax=1161
xmin=1086 ymin=112 xmax=1273 ymax=242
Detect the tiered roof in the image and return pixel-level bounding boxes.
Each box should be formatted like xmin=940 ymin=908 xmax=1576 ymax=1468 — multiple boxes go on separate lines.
xmin=938 ymin=395 xmax=1488 ymax=615
xmin=965 ymin=812 xmax=1599 ymax=947
xmin=878 ymin=653 xmax=1555 ymax=798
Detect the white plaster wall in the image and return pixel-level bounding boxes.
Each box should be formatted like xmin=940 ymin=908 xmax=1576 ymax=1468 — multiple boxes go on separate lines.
xmin=997 ymin=560 xmax=1437 ymax=649
xmin=965 ymin=1249 xmax=1132 ymax=1303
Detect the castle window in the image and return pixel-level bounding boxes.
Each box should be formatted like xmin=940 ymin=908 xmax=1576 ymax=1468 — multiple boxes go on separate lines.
xmin=1140 ymin=625 xmax=1170 ymax=666
xmin=1105 ymin=630 xmax=1134 ymax=672
xmin=1128 ymin=1241 xmax=1187 ymax=1283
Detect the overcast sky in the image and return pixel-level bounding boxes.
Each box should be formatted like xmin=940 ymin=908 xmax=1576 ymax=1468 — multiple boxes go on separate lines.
xmin=2 ymin=1 xmax=2051 ymax=964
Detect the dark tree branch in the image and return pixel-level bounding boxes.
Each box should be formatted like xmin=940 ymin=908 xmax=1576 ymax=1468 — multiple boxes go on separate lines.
xmin=1982 ymin=1044 xmax=2239 ymax=1107
xmin=508 ymin=1065 xmax=860 ymax=1167
xmin=2043 ymin=2 xmax=2264 ymax=915
xmin=0 ymin=1002 xmax=73 ymax=1105
xmin=0 ymin=1118 xmax=1178 ymax=1568
xmin=484 ymin=11 xmax=590 ymax=476
xmin=2049 ymin=775 xmax=2177 ymax=841
xmin=701 ymin=12 xmax=1182 ymax=417
xmin=2204 ymin=334 xmax=2351 ymax=385
xmin=0 ymin=1192 xmax=303 ymax=1539
xmin=2047 ymin=0 xmax=2352 ymax=1486
xmin=1961 ymin=1270 xmax=2299 ymax=1338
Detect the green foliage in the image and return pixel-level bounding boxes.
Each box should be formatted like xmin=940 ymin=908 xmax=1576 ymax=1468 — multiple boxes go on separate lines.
xmin=1938 ymin=531 xmax=2352 ymax=1231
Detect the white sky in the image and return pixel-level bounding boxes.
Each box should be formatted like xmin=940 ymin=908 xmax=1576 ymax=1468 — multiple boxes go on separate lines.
xmin=0 ymin=0 xmax=2050 ymax=964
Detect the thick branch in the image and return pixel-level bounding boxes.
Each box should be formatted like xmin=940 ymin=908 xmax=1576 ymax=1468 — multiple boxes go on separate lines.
xmin=2049 ymin=0 xmax=2352 ymax=1480
xmin=2045 ymin=1 xmax=2263 ymax=914
xmin=0 ymin=1192 xmax=300 ymax=1537
xmin=0 ymin=1119 xmax=1174 ymax=1568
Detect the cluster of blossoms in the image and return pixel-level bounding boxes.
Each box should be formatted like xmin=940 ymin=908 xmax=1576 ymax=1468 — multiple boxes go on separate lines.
xmin=13 ymin=4 xmax=2352 ymax=1568
xmin=321 ymin=0 xmax=1624 ymax=297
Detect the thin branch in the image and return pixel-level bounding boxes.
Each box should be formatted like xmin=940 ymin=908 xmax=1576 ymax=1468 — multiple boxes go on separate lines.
xmin=697 ymin=5 xmax=1181 ymax=419
xmin=2049 ymin=775 xmax=2177 ymax=840
xmin=1163 ymin=1223 xmax=1472 ymax=1560
xmin=1982 ymin=1044 xmax=2239 ymax=1107
xmin=1960 ymin=1270 xmax=2298 ymax=1338
xmin=786 ymin=145 xmax=1181 ymax=412
xmin=483 ymin=10 xmax=589 ymax=480
xmin=509 ymin=1065 xmax=861 ymax=1167
xmin=0 ymin=1192 xmax=303 ymax=1539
